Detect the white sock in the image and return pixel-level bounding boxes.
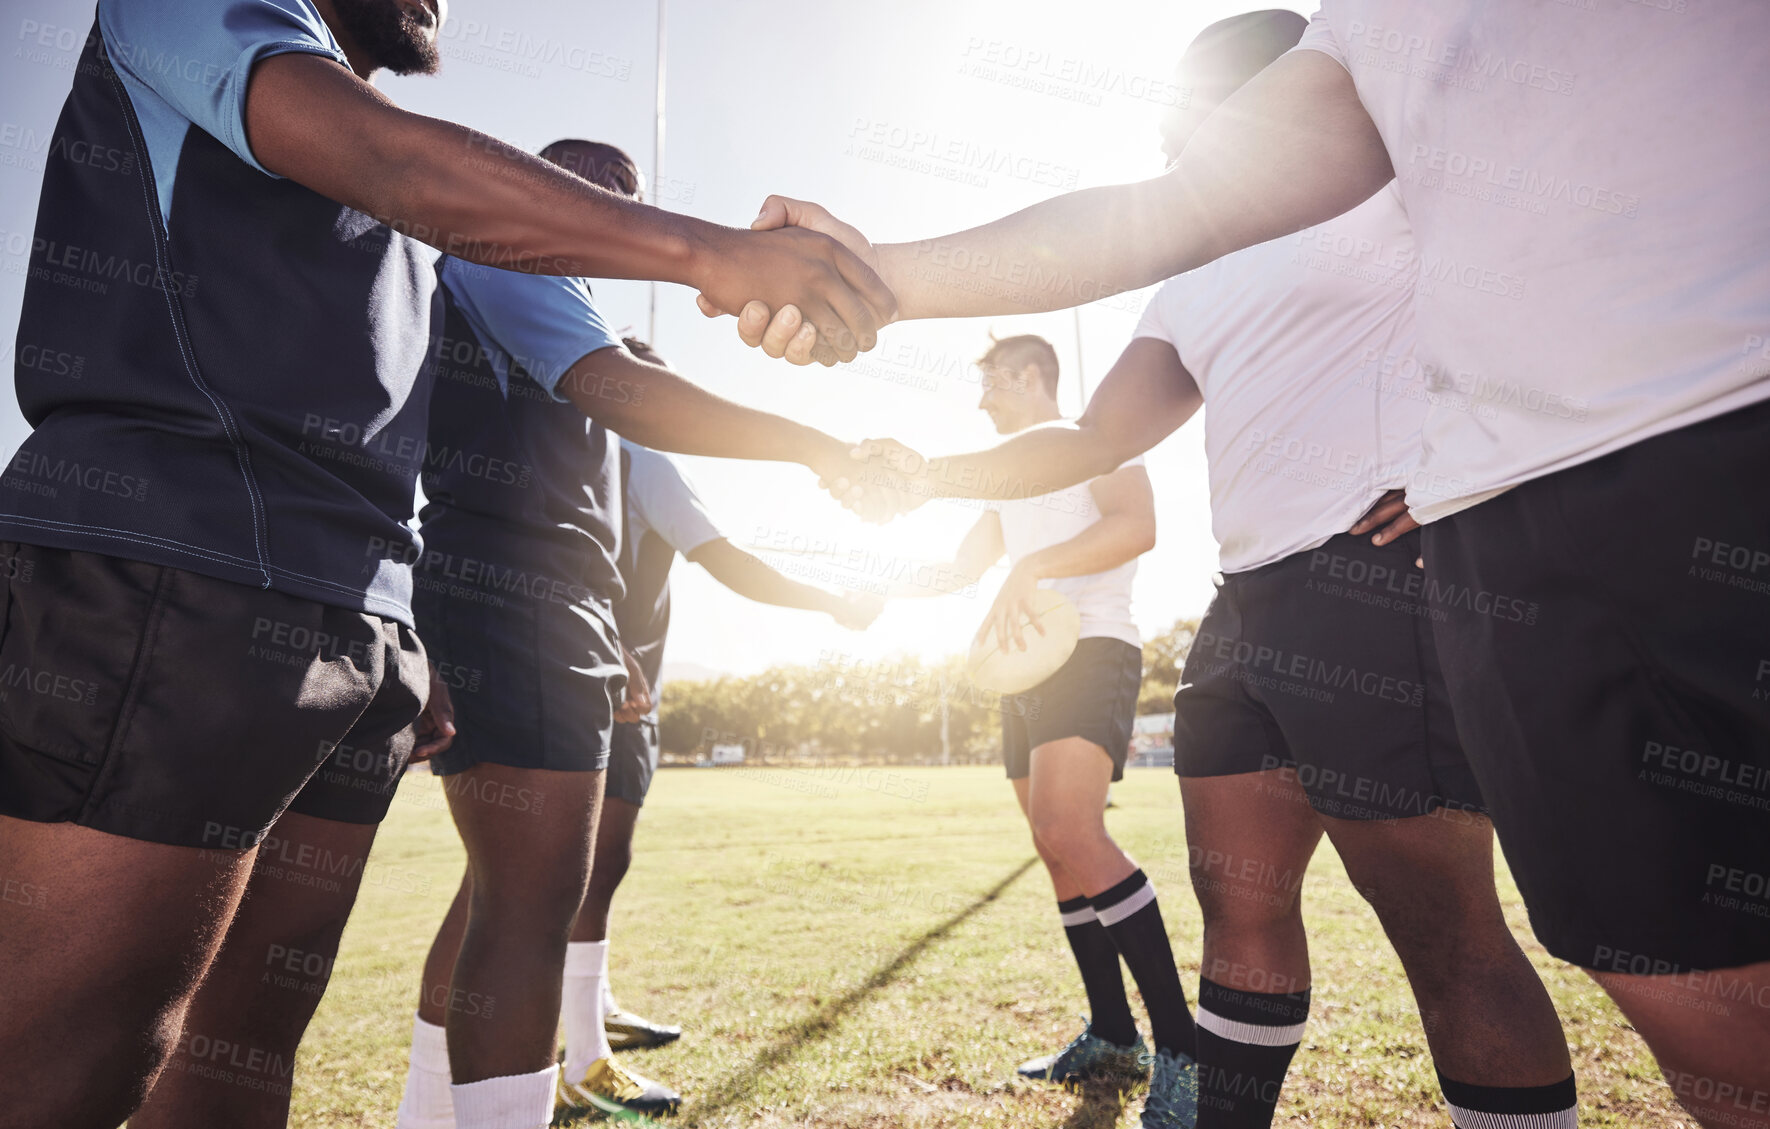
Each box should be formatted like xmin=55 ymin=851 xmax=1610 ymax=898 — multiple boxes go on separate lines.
xmin=394 ymin=1015 xmax=455 ymax=1129
xmin=562 ymin=940 xmax=612 ymax=1078
xmin=450 ymin=1064 xmax=559 ymax=1129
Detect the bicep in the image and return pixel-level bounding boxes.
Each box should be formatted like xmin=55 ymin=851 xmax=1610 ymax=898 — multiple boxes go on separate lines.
xmin=1077 ymin=337 xmax=1202 ymax=462
xmin=244 ymin=50 xmax=439 ymax=217
xmin=1155 ymin=49 xmax=1394 ymax=272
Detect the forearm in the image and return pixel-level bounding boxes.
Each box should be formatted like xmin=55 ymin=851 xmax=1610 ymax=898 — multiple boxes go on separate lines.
xmin=704 ymin=551 xmax=841 ymax=615
xmin=1017 ymin=515 xmax=1153 ymax=581
xmin=875 ymin=177 xmax=1205 ymax=320
xmin=871 ymin=51 xmax=1393 ymax=322
xmin=914 ymin=422 xmax=1126 ymax=504
xmin=561 ymin=351 xmax=844 ymax=469
xmin=895 ymin=337 xmax=1200 ymax=503
xmin=378 ymin=117 xmax=723 ymax=284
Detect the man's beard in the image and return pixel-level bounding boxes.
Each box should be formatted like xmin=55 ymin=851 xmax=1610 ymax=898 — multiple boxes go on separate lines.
xmin=331 ymin=0 xmax=441 ymax=75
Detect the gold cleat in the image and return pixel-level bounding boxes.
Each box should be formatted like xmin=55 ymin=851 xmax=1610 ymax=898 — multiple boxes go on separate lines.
xmin=556 ymin=1055 xmax=682 ymax=1118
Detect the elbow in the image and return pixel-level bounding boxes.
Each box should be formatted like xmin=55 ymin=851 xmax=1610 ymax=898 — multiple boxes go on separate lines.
xmin=1074 ymin=418 xmax=1138 ymax=478
xmin=1130 ymin=515 xmax=1158 ymax=558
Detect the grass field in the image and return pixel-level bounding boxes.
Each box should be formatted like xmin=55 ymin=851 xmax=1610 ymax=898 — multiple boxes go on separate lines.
xmin=292 ymin=766 xmax=1688 ymax=1128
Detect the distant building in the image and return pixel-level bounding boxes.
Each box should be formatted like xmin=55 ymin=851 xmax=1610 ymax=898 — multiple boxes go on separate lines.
xmin=707 ymin=743 xmax=747 ymax=766
xmin=1128 ymin=712 xmax=1175 ymax=769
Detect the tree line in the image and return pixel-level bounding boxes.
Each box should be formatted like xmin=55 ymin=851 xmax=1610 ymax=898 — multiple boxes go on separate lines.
xmin=658 ymin=617 xmax=1199 ymax=765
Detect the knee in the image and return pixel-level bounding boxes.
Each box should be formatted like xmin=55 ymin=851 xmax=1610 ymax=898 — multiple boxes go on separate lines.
xmin=1190 ymin=864 xmax=1303 ymax=939
xmin=471 ymin=863 xmax=589 ymax=934
xmin=1028 ymin=811 xmax=1099 ymax=864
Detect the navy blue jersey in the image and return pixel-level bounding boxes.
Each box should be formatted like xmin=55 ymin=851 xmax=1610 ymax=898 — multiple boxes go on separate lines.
xmin=2 ymin=0 xmax=438 ymax=623
xmin=414 ymin=259 xmax=625 ymax=611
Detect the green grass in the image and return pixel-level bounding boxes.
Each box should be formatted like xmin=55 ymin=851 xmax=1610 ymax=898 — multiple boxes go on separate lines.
xmin=294 ymin=766 xmax=1690 ymax=1128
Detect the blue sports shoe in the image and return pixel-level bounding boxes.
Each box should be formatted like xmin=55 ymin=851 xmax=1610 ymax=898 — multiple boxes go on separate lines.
xmin=1016 ymin=1020 xmax=1149 ymax=1090
xmin=1140 ymin=1047 xmax=1200 ymax=1128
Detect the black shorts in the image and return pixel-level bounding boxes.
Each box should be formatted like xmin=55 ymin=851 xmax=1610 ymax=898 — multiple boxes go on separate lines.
xmin=607 ymin=717 xmax=660 ymax=807
xmin=1423 ymin=398 xmax=1770 ymax=972
xmin=1002 ymin=637 xmax=1142 ymax=782
xmin=0 ymin=544 xmax=426 ymax=849
xmin=413 ymin=586 xmax=622 ymax=776
xmin=1175 ymin=530 xmax=1483 ymax=822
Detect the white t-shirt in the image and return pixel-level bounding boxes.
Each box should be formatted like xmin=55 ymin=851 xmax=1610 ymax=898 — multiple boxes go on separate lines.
xmin=1296 ymin=1 xmax=1770 ymax=522
xmin=990 ymin=457 xmax=1145 ymax=648
xmin=1134 ymin=183 xmax=1421 ymax=573
xmin=621 ymin=440 xmax=723 ymax=567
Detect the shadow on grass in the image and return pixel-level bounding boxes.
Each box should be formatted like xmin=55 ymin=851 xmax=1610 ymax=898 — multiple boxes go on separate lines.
xmin=681 ymin=856 xmax=1040 ymax=1124
xmin=1056 ymin=1078 xmax=1137 ymax=1129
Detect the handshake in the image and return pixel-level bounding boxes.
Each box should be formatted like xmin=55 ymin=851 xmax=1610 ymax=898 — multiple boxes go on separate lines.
xmin=810 ymin=437 xmax=938 ymax=526
xmin=696 ymin=197 xmax=893 ymax=369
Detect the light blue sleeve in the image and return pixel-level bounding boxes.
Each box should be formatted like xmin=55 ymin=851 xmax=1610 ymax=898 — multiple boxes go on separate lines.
xmin=439 ymin=258 xmax=623 ymax=399
xmin=98 ymin=0 xmax=348 ymax=176
xmin=623 ymin=442 xmax=724 ymax=557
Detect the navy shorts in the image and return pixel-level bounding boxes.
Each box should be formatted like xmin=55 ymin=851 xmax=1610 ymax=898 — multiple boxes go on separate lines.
xmin=1002 ymin=637 xmax=1142 ymax=782
xmin=607 ymin=717 xmax=660 ymax=807
xmin=1423 ymin=398 xmax=1770 ymax=972
xmin=0 ymin=544 xmax=427 ymax=848
xmin=412 ymin=585 xmax=623 ymax=777
xmin=1175 ymin=529 xmax=1483 ymax=823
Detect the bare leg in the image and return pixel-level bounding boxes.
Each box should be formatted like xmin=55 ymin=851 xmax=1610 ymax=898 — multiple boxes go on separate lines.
xmin=1180 ymin=769 xmax=1320 ymax=998
xmin=1181 ymin=769 xmax=1321 ymax=1128
xmin=1322 ymin=811 xmax=1571 ymax=1085
xmin=1023 ymin=737 xmax=1134 ymax=894
xmin=1026 ymin=738 xmax=1196 ymax=1064
xmin=442 ymin=763 xmax=603 ymax=1082
xmin=569 ymin=797 xmax=641 ymax=944
xmin=1590 ymin=962 xmax=1770 ymax=1129
xmin=1011 ymin=775 xmax=1087 ymax=901
xmin=131 ymin=812 xmax=381 ymax=1129
xmin=0 ymin=816 xmax=253 ymax=1129
xmin=417 ymin=871 xmax=474 ymax=1028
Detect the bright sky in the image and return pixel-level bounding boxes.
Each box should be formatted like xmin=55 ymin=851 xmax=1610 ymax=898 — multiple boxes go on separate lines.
xmin=0 ymin=0 xmax=1310 ymax=678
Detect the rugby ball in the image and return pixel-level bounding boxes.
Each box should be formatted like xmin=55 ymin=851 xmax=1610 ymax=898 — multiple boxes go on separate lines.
xmin=966 ymin=588 xmax=1081 ymax=696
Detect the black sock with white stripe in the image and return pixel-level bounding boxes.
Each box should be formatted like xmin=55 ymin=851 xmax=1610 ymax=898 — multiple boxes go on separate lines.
xmin=1057 ymin=896 xmax=1137 ymax=1047
xmin=1195 ymin=978 xmax=1309 ymax=1128
xmin=1089 ymin=869 xmax=1197 ymax=1059
xmin=1438 ymin=1071 xmax=1578 ymax=1129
